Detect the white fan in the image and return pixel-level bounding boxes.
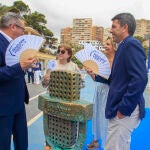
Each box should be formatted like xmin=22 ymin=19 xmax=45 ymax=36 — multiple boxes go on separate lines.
xmin=5 ymin=35 xmax=45 ymax=66
xmin=46 ymin=59 xmax=57 ymax=71
xmin=75 ymin=43 xmax=111 ymax=79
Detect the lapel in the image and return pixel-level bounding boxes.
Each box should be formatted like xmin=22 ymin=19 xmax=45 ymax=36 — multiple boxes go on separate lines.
xmin=0 ymin=33 xmax=10 ymax=66
xmin=111 ymin=36 xmax=132 ymax=76
xmin=0 ymin=33 xmax=9 ymax=43
xmin=0 ymin=33 xmax=10 ymax=51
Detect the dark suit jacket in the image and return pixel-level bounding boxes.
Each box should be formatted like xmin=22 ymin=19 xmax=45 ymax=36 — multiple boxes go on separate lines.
xmin=95 ymin=36 xmax=148 ymax=119
xmin=0 ymin=33 xmax=29 ymax=116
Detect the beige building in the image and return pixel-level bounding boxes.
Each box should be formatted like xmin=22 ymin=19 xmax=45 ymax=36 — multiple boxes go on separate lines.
xmin=60 ymin=18 xmax=150 ymax=48
xmin=103 ymin=28 xmax=111 ymax=44
xmin=135 ymin=19 xmax=150 ymax=38
xmin=92 ymin=26 xmax=104 ymax=44
xmin=60 ymin=27 xmax=72 ymax=44
xmin=72 ymin=18 xmax=92 ymax=45
xmin=60 ymin=18 xmax=104 ymax=46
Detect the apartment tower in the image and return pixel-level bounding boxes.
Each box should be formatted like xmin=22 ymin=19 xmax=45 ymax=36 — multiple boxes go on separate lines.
xmin=72 ymin=18 xmax=92 ymax=45
xmin=60 ymin=27 xmax=72 ymax=44
xmin=92 ymin=26 xmax=104 ymax=44
xmin=135 ymin=19 xmax=150 ymax=38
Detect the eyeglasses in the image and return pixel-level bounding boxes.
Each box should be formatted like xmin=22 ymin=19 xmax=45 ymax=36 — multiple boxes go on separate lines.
xmin=15 ymin=24 xmax=25 ymax=31
xmin=57 ymin=50 xmax=66 ymax=54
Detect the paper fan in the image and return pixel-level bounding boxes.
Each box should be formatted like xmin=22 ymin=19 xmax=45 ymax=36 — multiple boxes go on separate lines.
xmin=75 ymin=43 xmax=111 ymax=79
xmin=75 ymin=43 xmax=96 ymax=63
xmin=5 ymin=35 xmax=45 ymax=66
xmin=46 ymin=59 xmax=57 ymax=71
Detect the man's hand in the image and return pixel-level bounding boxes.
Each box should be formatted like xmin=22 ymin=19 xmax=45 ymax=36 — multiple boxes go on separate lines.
xmin=85 ymin=67 xmax=94 ymax=75
xmin=20 ymin=57 xmax=36 ymax=71
xmin=44 ymin=73 xmax=50 ymax=81
xmin=117 ymin=111 xmax=125 ymax=119
xmin=85 ymin=67 xmax=95 ymax=80
xmin=41 ymin=72 xmax=51 ymax=88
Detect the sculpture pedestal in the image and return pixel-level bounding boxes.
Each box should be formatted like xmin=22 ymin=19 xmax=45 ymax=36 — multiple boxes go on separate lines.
xmin=38 ymin=94 xmax=93 ymax=149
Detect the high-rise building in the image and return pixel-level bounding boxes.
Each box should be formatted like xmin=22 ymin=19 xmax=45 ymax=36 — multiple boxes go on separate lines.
xmin=60 ymin=18 xmax=106 ymax=48
xmin=135 ymin=19 xmax=150 ymax=39
xmin=72 ymin=18 xmax=92 ymax=45
xmin=60 ymin=27 xmax=72 ymax=44
xmin=103 ymin=28 xmax=111 ymax=44
xmin=92 ymin=26 xmax=104 ymax=44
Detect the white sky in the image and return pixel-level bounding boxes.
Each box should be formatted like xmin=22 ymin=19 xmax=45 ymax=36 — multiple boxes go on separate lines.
xmin=1 ymin=0 xmax=150 ymax=40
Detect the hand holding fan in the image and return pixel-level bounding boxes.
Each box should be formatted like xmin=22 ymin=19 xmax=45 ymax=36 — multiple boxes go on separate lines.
xmin=74 ymin=43 xmax=111 ymax=79
xmin=46 ymin=59 xmax=57 ymax=71
xmin=5 ymin=35 xmax=45 ymax=66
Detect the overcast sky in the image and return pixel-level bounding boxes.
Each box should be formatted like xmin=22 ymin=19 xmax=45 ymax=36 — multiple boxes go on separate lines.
xmin=1 ymin=0 xmax=150 ymax=40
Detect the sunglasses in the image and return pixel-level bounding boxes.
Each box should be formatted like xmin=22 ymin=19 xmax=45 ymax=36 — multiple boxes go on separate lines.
xmin=57 ymin=50 xmax=66 ymax=54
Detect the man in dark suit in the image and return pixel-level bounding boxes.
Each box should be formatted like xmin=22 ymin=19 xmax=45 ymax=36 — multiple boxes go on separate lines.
xmin=88 ymin=13 xmax=147 ymax=150
xmin=104 ymin=13 xmax=148 ymax=150
xmin=0 ymin=12 xmax=35 ymax=150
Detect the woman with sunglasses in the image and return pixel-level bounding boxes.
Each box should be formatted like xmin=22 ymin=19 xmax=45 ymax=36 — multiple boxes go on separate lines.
xmin=42 ymin=44 xmax=82 ymax=150
xmin=86 ymin=37 xmax=116 ymax=150
xmin=42 ymin=44 xmax=81 ymax=88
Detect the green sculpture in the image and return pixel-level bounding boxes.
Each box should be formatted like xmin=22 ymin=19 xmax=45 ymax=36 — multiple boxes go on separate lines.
xmin=38 ymin=71 xmax=93 ymax=149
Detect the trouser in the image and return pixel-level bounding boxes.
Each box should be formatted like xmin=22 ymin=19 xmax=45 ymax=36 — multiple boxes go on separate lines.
xmin=0 ymin=106 xmax=28 ymax=150
xmin=34 ymin=70 xmax=40 ymax=84
xmin=92 ymin=83 xmax=109 ymax=148
xmin=28 ymin=72 xmax=34 ymax=83
xmin=104 ymin=105 xmax=140 ymax=150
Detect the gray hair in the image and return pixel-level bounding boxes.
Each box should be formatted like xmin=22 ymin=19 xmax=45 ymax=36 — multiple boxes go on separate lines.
xmin=112 ymin=13 xmax=136 ymax=35
xmin=0 ymin=12 xmax=22 ymax=29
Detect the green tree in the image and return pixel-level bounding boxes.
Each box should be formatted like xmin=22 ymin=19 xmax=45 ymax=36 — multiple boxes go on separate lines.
xmin=13 ymin=1 xmax=30 ymax=15
xmin=24 ymin=11 xmax=46 ymax=30
xmin=134 ymin=35 xmax=145 ymax=43
xmin=0 ymin=1 xmax=56 ymax=38
xmin=143 ymin=45 xmax=149 ymax=59
xmin=0 ymin=1 xmax=58 ymax=54
xmin=134 ymin=35 xmax=148 ymax=58
xmin=71 ymin=44 xmax=84 ymax=69
xmin=0 ymin=5 xmax=12 ymax=15
xmin=42 ymin=27 xmax=53 ymax=37
xmin=0 ymin=1 xmax=30 ymax=16
xmin=24 ymin=11 xmax=54 ymax=38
